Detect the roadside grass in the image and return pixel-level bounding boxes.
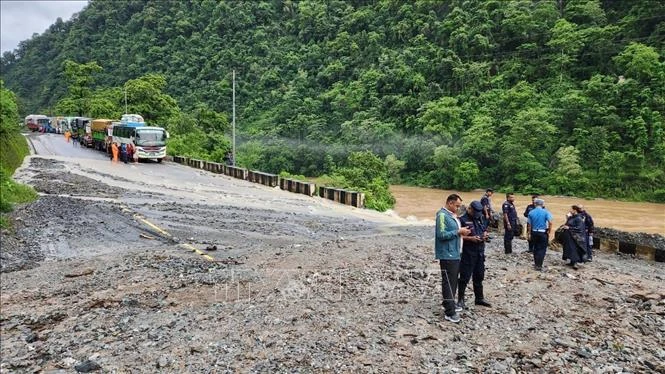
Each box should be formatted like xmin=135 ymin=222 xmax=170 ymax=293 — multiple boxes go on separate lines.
xmin=0 ymin=131 xmax=37 ymax=229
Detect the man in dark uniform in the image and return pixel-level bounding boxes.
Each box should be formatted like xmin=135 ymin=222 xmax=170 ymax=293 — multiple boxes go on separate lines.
xmin=578 ymin=205 xmax=595 ymax=262
xmin=523 ymin=194 xmax=540 ymax=253
xmin=502 ymin=193 xmax=518 ymax=254
xmin=480 ymin=188 xmax=494 ymax=229
xmin=457 ymin=201 xmax=492 ymax=310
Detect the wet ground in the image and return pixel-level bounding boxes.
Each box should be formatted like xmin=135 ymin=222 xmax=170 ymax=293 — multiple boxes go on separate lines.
xmin=1 ymin=137 xmax=664 ymax=372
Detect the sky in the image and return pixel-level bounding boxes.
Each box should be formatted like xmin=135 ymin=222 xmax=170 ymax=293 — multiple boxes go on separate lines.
xmin=1 ymin=0 xmax=88 ymax=54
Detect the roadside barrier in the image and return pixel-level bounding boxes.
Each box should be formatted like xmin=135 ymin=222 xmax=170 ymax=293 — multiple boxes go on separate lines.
xmin=189 ymin=158 xmax=204 ymax=169
xmin=248 ymin=170 xmax=279 ymax=187
xmin=592 ymin=236 xmax=663 ymax=262
xmin=172 ymin=155 xmax=366 ymax=209
xmin=173 ymin=155 xmax=188 ymax=164
xmin=318 ymin=186 xmax=365 ymax=208
xmin=280 ymin=178 xmax=316 ymax=196
xmin=225 ymin=165 xmax=247 ymax=180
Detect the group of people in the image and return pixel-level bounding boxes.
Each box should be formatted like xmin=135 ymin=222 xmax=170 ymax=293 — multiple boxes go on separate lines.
xmin=110 ymin=142 xmax=134 ymax=164
xmin=435 ymin=194 xmax=492 ymax=323
xmin=435 ymin=191 xmax=595 ymax=323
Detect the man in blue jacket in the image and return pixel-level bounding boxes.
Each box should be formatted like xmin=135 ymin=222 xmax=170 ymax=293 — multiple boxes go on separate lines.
xmin=435 ymin=194 xmax=471 ymax=323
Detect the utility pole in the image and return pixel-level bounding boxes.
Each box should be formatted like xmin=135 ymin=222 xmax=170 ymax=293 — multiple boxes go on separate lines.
xmin=232 ymin=70 xmax=236 ymax=166
xmin=124 ymin=87 xmax=128 ymax=114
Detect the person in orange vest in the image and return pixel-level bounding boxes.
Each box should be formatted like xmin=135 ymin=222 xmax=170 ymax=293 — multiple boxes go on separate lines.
xmin=64 ymin=130 xmax=71 ymax=142
xmin=111 ymin=142 xmax=119 ymax=163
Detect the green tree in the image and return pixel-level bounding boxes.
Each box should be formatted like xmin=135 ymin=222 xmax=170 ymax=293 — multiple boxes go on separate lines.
xmin=613 ymin=43 xmax=662 ymax=81
xmin=334 ymin=151 xmax=395 ymax=211
xmin=416 ymin=96 xmax=463 ymax=143
xmin=124 ymin=74 xmax=179 ymax=125
xmin=0 ymin=80 xmax=19 ymax=137
xmin=61 ymin=60 xmax=103 ymax=116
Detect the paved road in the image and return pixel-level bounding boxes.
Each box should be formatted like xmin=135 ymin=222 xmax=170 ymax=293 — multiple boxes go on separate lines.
xmin=22 ymin=131 xmax=409 ymax=224
xmin=25 ymin=132 xmax=110 ymax=160
xmin=18 ymin=131 xmax=413 ymax=265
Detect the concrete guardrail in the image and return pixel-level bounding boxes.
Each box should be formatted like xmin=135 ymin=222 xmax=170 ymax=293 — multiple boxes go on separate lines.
xmin=173 ymin=155 xmax=367 ymax=210
xmin=318 ymin=186 xmax=364 ymax=208
xmin=280 ymin=178 xmax=316 ymax=196
xmin=248 ymin=170 xmax=279 ymax=187
xmin=592 ymin=237 xmax=663 ymax=262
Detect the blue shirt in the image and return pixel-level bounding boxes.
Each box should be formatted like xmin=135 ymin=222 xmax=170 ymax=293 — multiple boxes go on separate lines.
xmin=527 ymin=207 xmax=553 ymax=231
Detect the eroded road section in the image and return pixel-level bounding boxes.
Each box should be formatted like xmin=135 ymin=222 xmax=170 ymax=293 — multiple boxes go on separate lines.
xmin=1 ymin=132 xmax=663 ymax=372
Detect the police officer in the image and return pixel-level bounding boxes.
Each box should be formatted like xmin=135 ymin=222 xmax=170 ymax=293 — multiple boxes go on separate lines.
xmin=502 ymin=193 xmax=518 ymax=254
xmin=457 ymin=201 xmax=492 ymax=310
xmin=523 ymin=194 xmax=540 ymax=253
xmin=527 ymin=198 xmax=553 ymax=271
xmin=480 ymin=188 xmax=494 ymax=229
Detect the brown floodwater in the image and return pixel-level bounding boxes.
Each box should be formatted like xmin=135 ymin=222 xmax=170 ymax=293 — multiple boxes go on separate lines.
xmin=390 ymin=185 xmax=665 ymax=235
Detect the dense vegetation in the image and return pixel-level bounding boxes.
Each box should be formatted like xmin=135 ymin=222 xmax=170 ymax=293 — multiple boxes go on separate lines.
xmin=0 ymin=81 xmax=37 ymax=228
xmin=2 ymin=0 xmax=664 ymax=205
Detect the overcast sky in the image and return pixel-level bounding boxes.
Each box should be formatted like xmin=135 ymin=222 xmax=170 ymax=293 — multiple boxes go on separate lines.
xmin=1 ymin=0 xmax=88 ymax=54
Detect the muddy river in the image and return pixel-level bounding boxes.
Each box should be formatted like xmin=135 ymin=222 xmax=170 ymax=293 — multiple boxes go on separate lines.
xmin=390 ymin=185 xmax=665 ymax=235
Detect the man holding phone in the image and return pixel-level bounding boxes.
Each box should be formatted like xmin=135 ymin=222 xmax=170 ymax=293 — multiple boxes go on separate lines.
xmin=457 ymin=201 xmax=492 ymax=310
xmin=435 ymin=194 xmax=471 ymax=323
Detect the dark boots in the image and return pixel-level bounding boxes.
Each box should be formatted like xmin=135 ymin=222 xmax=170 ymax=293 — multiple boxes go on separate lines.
xmin=473 ymin=284 xmax=492 ymax=307
xmin=504 ymin=239 xmax=513 ymax=254
xmin=457 ymin=285 xmax=466 ymax=310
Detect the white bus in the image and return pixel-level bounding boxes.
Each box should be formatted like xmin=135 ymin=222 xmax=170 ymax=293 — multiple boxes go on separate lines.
xmin=24 ymin=114 xmax=49 ymax=132
xmin=111 ymin=114 xmax=169 ymax=162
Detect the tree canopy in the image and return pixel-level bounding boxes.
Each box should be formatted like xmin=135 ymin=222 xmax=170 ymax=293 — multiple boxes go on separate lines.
xmin=2 ymin=0 xmax=664 ymax=203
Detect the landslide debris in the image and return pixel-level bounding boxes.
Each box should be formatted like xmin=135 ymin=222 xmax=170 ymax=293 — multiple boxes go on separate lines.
xmin=1 ymin=157 xmax=663 ymax=372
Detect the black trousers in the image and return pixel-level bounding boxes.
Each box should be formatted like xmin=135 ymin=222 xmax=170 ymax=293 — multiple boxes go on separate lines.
xmin=532 ymin=232 xmax=548 ymax=267
xmin=439 ymin=259 xmax=459 ymax=316
xmin=504 ymin=221 xmax=517 ymax=241
xmin=458 ymin=249 xmax=485 ymax=301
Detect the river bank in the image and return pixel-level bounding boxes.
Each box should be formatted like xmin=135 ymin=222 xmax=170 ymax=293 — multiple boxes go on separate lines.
xmin=390 ymin=186 xmax=665 ymax=236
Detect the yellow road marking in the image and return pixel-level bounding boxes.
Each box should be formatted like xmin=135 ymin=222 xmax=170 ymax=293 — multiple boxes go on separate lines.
xmin=180 ymin=243 xmax=215 ymax=261
xmin=134 ymin=215 xmax=172 ymax=238
xmin=122 ymin=205 xmax=215 ymax=262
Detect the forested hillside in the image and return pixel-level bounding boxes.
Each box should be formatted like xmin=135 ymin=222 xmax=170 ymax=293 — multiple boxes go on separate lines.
xmin=2 ymin=0 xmax=664 ymax=203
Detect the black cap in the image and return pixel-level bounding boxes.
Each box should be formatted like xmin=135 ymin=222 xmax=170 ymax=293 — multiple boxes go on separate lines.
xmin=470 ymin=200 xmax=484 ymax=218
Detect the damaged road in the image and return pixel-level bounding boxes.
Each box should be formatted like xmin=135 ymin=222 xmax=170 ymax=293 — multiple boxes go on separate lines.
xmin=1 ymin=139 xmax=664 ymax=372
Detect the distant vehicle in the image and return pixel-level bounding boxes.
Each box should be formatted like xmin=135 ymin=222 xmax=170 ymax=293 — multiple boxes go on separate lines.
xmin=52 ymin=116 xmax=68 ymax=134
xmin=120 ymin=113 xmax=144 ymax=126
xmin=24 ymin=114 xmax=49 ymax=132
xmin=91 ymin=119 xmax=113 ymax=151
xmin=70 ymin=117 xmax=92 ymax=146
xmin=112 ymin=114 xmax=169 ymax=162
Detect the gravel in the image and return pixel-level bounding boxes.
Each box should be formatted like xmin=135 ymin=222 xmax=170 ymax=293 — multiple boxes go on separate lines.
xmin=1 ymin=157 xmax=664 ymax=372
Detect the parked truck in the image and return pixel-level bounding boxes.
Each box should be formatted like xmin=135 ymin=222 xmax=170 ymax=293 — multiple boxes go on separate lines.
xmin=91 ymin=119 xmax=113 ymax=151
